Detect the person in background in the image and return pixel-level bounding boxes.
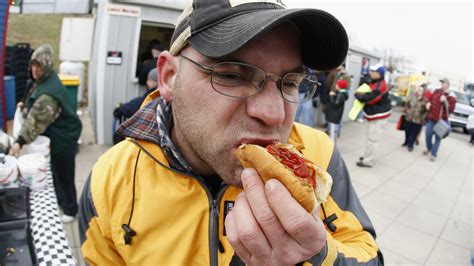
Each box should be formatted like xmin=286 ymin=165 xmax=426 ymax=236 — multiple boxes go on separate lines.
xmin=326 ymin=79 xmax=349 ymax=142
xmin=295 ymin=66 xmax=318 ymax=127
xmin=324 ymin=63 xmax=350 ymax=115
xmin=402 ymin=83 xmax=428 ymax=151
xmin=79 ymin=1 xmax=382 ymax=265
xmin=313 ymin=70 xmax=329 ymax=110
xmin=356 ymin=65 xmax=369 ymax=123
xmin=114 ymin=68 xmax=159 ymax=120
xmin=9 ymin=44 xmax=82 ymax=224
xmin=138 ymin=40 xmax=163 ymax=86
xmin=467 ymin=114 xmax=474 ymax=145
xmin=113 ymin=68 xmax=159 ymax=144
xmin=328 ymin=63 xmax=351 ymax=92
xmin=355 ymin=63 xmax=391 ymax=168
xmin=359 ymin=57 xmax=371 ymax=85
xmin=423 ymin=78 xmax=456 ymax=161
xmin=414 ymin=83 xmax=431 ymax=145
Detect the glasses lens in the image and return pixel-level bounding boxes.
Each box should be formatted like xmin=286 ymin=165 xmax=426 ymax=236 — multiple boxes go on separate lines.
xmin=209 ymin=61 xmax=317 ymax=103
xmin=211 ymin=62 xmax=264 ymax=98
xmin=281 ymin=73 xmax=318 ymax=103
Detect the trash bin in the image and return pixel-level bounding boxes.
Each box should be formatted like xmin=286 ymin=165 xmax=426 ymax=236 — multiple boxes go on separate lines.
xmin=58 ymin=74 xmax=80 ymax=110
xmin=4 ymin=76 xmax=16 ymax=120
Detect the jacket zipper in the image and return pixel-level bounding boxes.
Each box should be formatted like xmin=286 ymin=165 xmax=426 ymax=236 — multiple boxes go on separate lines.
xmin=183 ymin=174 xmax=223 ymax=266
xmin=210 ymin=186 xmax=227 ymax=266
xmin=210 ymin=199 xmax=219 ymax=266
xmin=160 ymin=170 xmax=226 ymax=266
xmin=129 ymin=140 xmax=227 ymax=265
xmin=180 ymin=172 xmax=226 ymax=266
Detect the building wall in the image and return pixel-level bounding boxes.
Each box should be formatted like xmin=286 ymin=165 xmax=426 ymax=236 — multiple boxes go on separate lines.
xmin=91 ymin=0 xmax=182 ymax=144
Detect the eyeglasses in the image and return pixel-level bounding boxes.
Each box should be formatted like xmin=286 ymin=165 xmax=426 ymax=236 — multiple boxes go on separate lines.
xmin=180 ymin=55 xmax=318 ymax=103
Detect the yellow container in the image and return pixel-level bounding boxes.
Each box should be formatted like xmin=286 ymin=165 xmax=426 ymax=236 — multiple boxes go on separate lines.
xmin=58 ymin=74 xmax=80 ymax=110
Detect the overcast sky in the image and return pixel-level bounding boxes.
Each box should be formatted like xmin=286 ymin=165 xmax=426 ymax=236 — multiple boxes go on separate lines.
xmin=287 ymin=1 xmax=473 ymax=83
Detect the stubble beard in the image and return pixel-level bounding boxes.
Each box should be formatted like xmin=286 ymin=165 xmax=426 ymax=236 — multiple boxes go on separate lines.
xmin=171 ymin=73 xmax=243 ymax=187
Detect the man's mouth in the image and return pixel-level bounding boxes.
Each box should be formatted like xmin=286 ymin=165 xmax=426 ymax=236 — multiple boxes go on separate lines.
xmin=237 ymin=138 xmax=279 ymax=148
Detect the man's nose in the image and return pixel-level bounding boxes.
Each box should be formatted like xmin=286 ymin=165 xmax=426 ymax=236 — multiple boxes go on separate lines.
xmin=246 ymin=79 xmax=286 ymax=126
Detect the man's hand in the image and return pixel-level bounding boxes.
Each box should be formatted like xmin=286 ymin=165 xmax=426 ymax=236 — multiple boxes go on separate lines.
xmin=9 ymin=143 xmax=21 ymax=157
xmin=426 ymin=102 xmax=432 ymax=110
xmin=225 ymin=168 xmax=327 ymax=265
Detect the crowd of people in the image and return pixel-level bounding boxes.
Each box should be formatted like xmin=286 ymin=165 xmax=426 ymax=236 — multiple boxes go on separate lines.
xmin=398 ymin=78 xmax=458 ymax=162
xmin=293 ymin=62 xmax=461 ymax=167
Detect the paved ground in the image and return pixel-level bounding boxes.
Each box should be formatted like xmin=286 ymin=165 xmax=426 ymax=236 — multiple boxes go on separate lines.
xmin=65 ymin=108 xmax=473 ymax=265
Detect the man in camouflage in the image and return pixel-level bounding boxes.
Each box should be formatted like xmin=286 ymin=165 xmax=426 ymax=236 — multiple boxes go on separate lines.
xmin=10 ymin=44 xmax=82 ymax=223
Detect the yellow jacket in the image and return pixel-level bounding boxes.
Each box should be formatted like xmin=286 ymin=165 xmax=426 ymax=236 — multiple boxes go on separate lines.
xmin=79 ymin=99 xmax=382 ymax=265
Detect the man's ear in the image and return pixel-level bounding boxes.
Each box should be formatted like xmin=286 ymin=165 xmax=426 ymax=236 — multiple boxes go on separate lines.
xmin=157 ymin=51 xmax=178 ymax=102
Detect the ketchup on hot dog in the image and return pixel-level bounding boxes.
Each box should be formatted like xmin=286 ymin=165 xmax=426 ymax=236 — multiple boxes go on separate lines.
xmin=266 ymin=144 xmax=316 ymax=189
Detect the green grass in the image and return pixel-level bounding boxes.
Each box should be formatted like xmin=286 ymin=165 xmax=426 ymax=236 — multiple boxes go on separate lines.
xmin=7 ymin=14 xmax=69 ymax=69
xmin=6 ymin=14 xmax=92 ymax=105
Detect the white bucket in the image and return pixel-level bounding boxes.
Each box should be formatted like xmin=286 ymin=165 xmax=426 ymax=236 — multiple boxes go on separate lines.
xmin=18 ymin=153 xmax=48 ymax=191
xmin=0 ymin=155 xmax=18 ymax=188
xmin=27 ymin=135 xmax=51 ymax=162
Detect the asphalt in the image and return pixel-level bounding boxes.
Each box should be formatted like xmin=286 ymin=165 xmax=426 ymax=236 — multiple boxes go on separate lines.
xmin=65 ymin=108 xmax=473 ymax=266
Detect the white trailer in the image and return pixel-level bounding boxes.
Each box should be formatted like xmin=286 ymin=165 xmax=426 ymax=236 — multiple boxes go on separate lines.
xmin=89 ymin=0 xmax=186 ymax=144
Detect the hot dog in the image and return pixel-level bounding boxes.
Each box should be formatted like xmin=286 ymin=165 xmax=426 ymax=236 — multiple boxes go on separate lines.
xmin=235 ymin=143 xmax=332 ymax=213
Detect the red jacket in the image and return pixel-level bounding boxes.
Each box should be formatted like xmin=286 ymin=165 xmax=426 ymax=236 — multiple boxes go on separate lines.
xmin=426 ymin=89 xmax=456 ymax=122
xmin=355 ymin=79 xmax=392 ymax=121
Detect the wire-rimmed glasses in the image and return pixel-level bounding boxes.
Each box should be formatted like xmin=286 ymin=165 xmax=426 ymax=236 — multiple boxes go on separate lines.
xmin=180 ymin=55 xmax=318 ymax=103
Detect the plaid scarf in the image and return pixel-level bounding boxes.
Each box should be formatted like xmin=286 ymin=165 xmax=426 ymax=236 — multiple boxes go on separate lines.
xmin=116 ymin=98 xmax=194 ymax=174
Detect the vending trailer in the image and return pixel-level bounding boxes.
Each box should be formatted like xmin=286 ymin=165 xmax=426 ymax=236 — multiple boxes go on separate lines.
xmin=89 ymin=0 xmax=186 ymax=144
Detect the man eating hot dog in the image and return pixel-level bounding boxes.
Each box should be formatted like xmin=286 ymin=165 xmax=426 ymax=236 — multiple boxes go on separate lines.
xmin=78 ymin=0 xmax=384 ymax=265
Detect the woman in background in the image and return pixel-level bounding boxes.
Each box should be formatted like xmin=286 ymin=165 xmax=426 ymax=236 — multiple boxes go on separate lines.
xmin=403 ymin=83 xmax=428 ymax=151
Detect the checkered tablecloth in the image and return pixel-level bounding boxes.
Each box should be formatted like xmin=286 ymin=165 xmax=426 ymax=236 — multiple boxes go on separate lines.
xmin=29 ymin=166 xmax=77 ymax=265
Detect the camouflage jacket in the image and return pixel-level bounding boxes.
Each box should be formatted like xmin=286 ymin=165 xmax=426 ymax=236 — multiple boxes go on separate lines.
xmin=20 ymin=94 xmax=61 ymax=144
xmin=405 ymin=92 xmax=427 ymax=124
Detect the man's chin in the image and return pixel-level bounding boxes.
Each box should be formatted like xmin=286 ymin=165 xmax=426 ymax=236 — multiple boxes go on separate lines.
xmin=222 ymin=176 xmax=242 ymax=188
xmin=219 ymin=169 xmax=243 ymax=188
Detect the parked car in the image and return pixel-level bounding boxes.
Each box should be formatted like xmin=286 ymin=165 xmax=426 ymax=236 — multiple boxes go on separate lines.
xmin=464 ymin=82 xmax=474 ymax=105
xmin=449 ymin=91 xmax=474 ymax=133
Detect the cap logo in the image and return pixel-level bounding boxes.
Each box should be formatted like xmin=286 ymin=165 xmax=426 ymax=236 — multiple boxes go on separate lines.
xmin=229 ymin=0 xmax=286 ymax=8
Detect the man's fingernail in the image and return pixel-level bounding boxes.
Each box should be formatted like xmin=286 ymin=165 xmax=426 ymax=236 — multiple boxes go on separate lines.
xmin=241 ymin=168 xmax=255 ymax=182
xmin=266 ymin=180 xmax=277 ymax=191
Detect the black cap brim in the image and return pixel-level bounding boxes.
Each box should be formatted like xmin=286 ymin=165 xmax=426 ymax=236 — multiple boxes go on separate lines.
xmin=187 ymin=8 xmax=348 ymax=71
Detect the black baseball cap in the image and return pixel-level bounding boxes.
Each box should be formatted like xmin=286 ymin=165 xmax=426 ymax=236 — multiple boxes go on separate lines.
xmin=170 ymin=0 xmax=349 ymax=71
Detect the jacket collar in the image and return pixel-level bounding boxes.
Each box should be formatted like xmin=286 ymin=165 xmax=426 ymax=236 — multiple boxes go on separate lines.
xmin=117 ymin=97 xmax=193 ymax=173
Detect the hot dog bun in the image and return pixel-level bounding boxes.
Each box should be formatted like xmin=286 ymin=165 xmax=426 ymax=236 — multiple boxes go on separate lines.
xmin=235 ymin=143 xmax=332 ymax=213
